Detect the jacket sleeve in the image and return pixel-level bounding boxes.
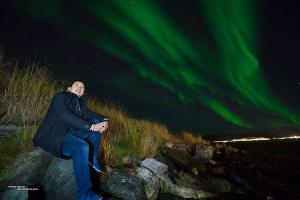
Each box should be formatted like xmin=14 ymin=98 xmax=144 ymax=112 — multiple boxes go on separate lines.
xmin=80 ymin=96 xmax=105 ymax=122
xmin=52 ymin=94 xmax=92 ymax=131
xmin=84 ymin=109 xmax=105 ymax=121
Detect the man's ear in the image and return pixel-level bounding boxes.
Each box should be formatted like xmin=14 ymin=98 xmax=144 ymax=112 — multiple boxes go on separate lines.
xmin=67 ymin=87 xmax=71 ymax=91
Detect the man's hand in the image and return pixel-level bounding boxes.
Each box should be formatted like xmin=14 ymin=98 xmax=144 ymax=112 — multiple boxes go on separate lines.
xmin=90 ymin=121 xmax=108 ymax=133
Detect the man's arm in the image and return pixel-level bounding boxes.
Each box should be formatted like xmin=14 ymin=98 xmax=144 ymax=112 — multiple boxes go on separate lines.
xmin=84 ymin=109 xmax=105 ymax=121
xmin=79 ymin=96 xmax=106 ymax=121
xmin=52 ymin=93 xmax=92 ymax=131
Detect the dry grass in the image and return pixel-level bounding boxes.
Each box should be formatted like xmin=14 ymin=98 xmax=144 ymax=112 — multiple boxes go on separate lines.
xmin=87 ymin=98 xmax=178 ymax=163
xmin=0 ymin=60 xmax=207 ymax=180
xmin=0 ymin=124 xmax=37 ymax=180
xmin=0 ymin=61 xmax=59 ymax=124
xmin=175 ymin=131 xmax=208 ymax=145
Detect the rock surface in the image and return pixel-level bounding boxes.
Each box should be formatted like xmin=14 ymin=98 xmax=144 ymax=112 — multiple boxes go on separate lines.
xmin=1 ymin=141 xmax=300 ymax=200
xmin=0 ymin=125 xmax=21 ymax=138
xmin=137 ymin=167 xmax=160 ymax=200
xmin=101 ymin=172 xmax=147 ymax=200
xmin=43 ymin=157 xmax=76 ymax=200
xmin=0 ymin=147 xmax=52 ymax=192
xmin=0 ymin=188 xmax=28 ymax=200
xmin=139 ymin=158 xmax=216 ymax=199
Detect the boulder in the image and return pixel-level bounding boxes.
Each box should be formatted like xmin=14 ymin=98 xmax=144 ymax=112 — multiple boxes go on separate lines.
xmin=157 ymin=193 xmax=186 ymax=200
xmin=214 ymin=143 xmax=239 ymax=155
xmin=190 ymin=160 xmax=207 ymax=173
xmin=195 ymin=144 xmax=214 ymax=161
xmin=136 ymin=167 xmax=160 ymax=200
xmin=229 ymin=172 xmax=252 ymax=191
xmin=0 ymin=125 xmax=21 ymax=138
xmin=140 ymin=158 xmax=168 ymax=176
xmin=211 ymin=167 xmax=225 ymax=175
xmin=43 ymin=157 xmax=76 ymax=200
xmin=173 ymin=143 xmax=194 ymax=155
xmin=208 ymin=178 xmax=231 ymax=193
xmin=0 ymin=147 xmax=52 ymax=192
xmin=160 ymin=146 xmax=194 ymax=170
xmin=0 ymin=188 xmax=28 ymax=200
xmin=173 ymin=170 xmax=210 ymax=190
xmin=223 ymin=144 xmax=239 ymax=154
xmin=154 ymin=152 xmax=177 ymax=171
xmin=139 ymin=158 xmax=216 ymax=199
xmin=101 ymin=172 xmax=146 ymax=200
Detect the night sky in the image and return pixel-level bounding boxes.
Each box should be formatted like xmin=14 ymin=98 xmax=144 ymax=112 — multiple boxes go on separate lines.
xmin=0 ymin=0 xmax=299 ymax=136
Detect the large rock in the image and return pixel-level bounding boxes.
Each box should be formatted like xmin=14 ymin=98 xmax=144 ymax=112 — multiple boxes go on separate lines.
xmin=0 ymin=147 xmax=52 ymax=192
xmin=140 ymin=158 xmax=168 ymax=175
xmin=208 ymin=178 xmax=231 ymax=193
xmin=43 ymin=157 xmax=76 ymax=200
xmin=0 ymin=125 xmax=21 ymax=138
xmin=213 ymin=143 xmax=239 ymax=155
xmin=136 ymin=167 xmax=160 ymax=200
xmin=101 ymin=172 xmax=147 ymax=200
xmin=0 ymin=188 xmax=28 ymax=200
xmin=228 ymin=172 xmax=252 ymax=191
xmin=160 ymin=146 xmax=194 ymax=170
xmin=139 ymin=158 xmax=216 ymax=199
xmin=195 ymin=144 xmax=214 ymax=161
xmin=157 ymin=193 xmax=186 ymax=200
xmin=160 ymin=145 xmax=207 ymax=173
xmin=154 ymin=153 xmax=177 ymax=171
xmin=137 ymin=158 xmax=168 ymax=200
xmin=172 ymin=143 xmax=195 ymax=156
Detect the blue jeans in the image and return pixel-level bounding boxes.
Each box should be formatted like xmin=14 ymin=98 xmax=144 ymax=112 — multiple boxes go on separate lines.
xmin=62 ymin=118 xmax=102 ymax=200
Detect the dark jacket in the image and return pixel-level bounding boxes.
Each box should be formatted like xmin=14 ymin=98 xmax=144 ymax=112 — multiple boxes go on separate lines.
xmin=32 ymin=91 xmax=104 ymax=159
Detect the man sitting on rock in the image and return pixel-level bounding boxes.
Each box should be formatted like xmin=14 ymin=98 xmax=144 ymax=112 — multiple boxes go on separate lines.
xmin=33 ymin=80 xmax=108 ymax=200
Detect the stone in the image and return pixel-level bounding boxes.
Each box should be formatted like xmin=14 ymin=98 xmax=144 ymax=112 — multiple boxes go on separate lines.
xmin=0 ymin=125 xmax=21 ymax=138
xmin=191 ymin=168 xmax=198 ymax=176
xmin=211 ymin=167 xmax=225 ymax=175
xmin=101 ymin=172 xmax=147 ymax=200
xmin=173 ymin=143 xmax=194 ymax=155
xmin=160 ymin=176 xmax=217 ymax=199
xmin=195 ymin=144 xmax=214 ymax=161
xmin=122 ymin=156 xmax=131 ymax=166
xmin=208 ymin=178 xmax=231 ymax=193
xmin=139 ymin=158 xmax=216 ymax=199
xmin=157 ymin=193 xmax=186 ymax=200
xmin=154 ymin=153 xmax=177 ymax=171
xmin=43 ymin=157 xmax=76 ymax=200
xmin=173 ymin=170 xmax=209 ymax=190
xmin=0 ymin=188 xmax=28 ymax=200
xmin=229 ymin=172 xmax=252 ymax=191
xmin=136 ymin=167 xmax=160 ymax=200
xmin=140 ymin=158 xmax=168 ymax=176
xmin=223 ymin=144 xmax=239 ymax=154
xmin=190 ymin=160 xmax=207 ymax=173
xmin=0 ymin=147 xmax=52 ymax=191
xmin=165 ymin=142 xmax=174 ymax=148
xmin=160 ymin=146 xmax=193 ymax=170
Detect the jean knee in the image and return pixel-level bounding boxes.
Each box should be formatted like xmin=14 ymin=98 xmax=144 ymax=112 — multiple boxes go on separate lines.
xmin=90 ymin=117 xmax=101 ymax=124
xmin=77 ymin=140 xmax=89 ymax=155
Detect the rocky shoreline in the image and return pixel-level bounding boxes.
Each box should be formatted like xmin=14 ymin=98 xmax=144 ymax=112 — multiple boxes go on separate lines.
xmin=0 ymin=141 xmax=299 ymax=200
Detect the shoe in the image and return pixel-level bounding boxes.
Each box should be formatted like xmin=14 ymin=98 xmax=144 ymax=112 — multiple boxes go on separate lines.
xmin=79 ymin=190 xmax=102 ymax=200
xmin=92 ymin=165 xmax=103 ymax=173
xmin=89 ymin=161 xmax=107 ymax=174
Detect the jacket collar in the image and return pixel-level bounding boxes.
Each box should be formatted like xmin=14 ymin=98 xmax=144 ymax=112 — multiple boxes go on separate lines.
xmin=65 ymin=91 xmax=86 ymax=101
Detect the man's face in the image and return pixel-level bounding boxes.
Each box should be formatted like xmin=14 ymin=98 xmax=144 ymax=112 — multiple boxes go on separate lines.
xmin=67 ymin=81 xmax=85 ymax=98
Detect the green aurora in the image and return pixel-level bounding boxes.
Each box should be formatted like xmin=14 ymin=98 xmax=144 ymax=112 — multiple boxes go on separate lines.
xmin=10 ymin=0 xmax=300 ymax=130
